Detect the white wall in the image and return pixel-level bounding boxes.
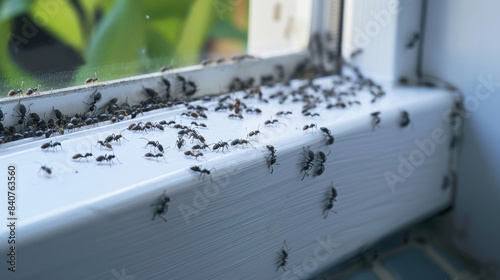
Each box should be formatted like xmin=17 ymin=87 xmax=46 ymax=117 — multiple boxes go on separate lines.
xmin=423 ymin=0 xmax=500 ymax=271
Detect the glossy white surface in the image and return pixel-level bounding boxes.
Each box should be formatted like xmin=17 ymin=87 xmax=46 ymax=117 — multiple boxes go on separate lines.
xmin=0 ymin=75 xmax=453 ymax=279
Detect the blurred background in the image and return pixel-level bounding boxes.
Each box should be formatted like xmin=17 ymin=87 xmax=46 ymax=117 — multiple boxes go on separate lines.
xmin=0 ymin=0 xmax=249 ymax=95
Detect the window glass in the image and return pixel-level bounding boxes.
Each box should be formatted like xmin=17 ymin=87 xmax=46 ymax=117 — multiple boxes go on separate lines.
xmin=0 ymin=0 xmax=249 ymax=96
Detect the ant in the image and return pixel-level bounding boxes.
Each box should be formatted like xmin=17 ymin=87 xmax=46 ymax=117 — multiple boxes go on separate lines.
xmin=231 ymin=138 xmax=255 ymax=148
xmin=320 ymin=127 xmax=334 ymax=145
xmin=201 ymin=59 xmax=212 ymax=66
xmin=96 ymin=140 xmax=113 ymax=150
xmin=265 ymin=145 xmax=278 ymax=173
xmin=151 ymin=191 xmax=170 ymax=222
xmin=145 ymin=152 xmax=166 ymax=162
xmin=371 ymin=111 xmax=381 ymax=131
xmin=191 ymin=122 xmax=207 ymax=128
xmin=303 ymin=112 xmax=320 ymax=117
xmin=161 ymin=78 xmax=171 ymax=98
xmin=73 ymin=149 xmax=93 ymax=162
xmin=8 ymin=82 xmax=23 ymax=97
xmin=400 ymin=111 xmax=410 ymax=128
xmin=41 ymin=140 xmax=64 ymax=152
xmin=264 ymin=118 xmax=285 ymax=127
xmin=406 ymin=32 xmax=420 ymax=49
xmin=95 ymin=154 xmax=120 ymax=165
xmin=213 ymin=140 xmax=230 ymax=153
xmin=184 ymin=151 xmax=205 ymax=160
xmin=276 ymin=111 xmax=292 ymax=117
xmin=25 ymin=85 xmax=40 ymax=96
xmin=85 ymin=73 xmax=99 ymax=84
xmin=315 ymin=151 xmax=331 ymax=176
xmin=181 ymin=111 xmax=200 ymax=119
xmin=12 ymin=103 xmax=32 ymax=127
xmin=84 ymin=90 xmax=102 ymax=113
xmin=248 ymin=125 xmax=264 ymax=139
xmin=228 ymin=114 xmax=243 ymax=119
xmin=176 ymin=136 xmax=187 ymax=150
xmin=104 ymin=130 xmax=127 ymax=144
xmin=300 ymin=146 xmax=315 ymax=180
xmin=38 ymin=165 xmax=52 ymax=176
xmin=323 ymin=182 xmax=338 ymax=218
xmin=276 ymin=240 xmax=289 ymax=272
xmin=185 ymin=81 xmax=198 ymax=96
xmin=303 ymin=123 xmax=318 ymax=132
xmin=246 ymin=108 xmax=262 ymax=114
xmin=191 ymin=144 xmax=211 ymax=151
xmin=141 ymin=138 xmax=165 ymax=153
xmin=190 ymin=165 xmax=213 ymax=181
xmin=159 ymin=65 xmax=173 ymax=72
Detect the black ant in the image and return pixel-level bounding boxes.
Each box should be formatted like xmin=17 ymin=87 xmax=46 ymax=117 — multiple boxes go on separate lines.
xmin=264 ymin=118 xmax=285 ymax=127
xmin=191 ymin=122 xmax=207 ymax=128
xmin=192 ymin=144 xmax=211 ymax=151
xmin=400 ymin=111 xmax=410 ymax=128
xmin=95 ymin=154 xmax=120 ymax=165
xmin=151 ymin=191 xmax=170 ymax=222
xmin=12 ymin=103 xmax=32 ymax=127
xmin=213 ymin=140 xmax=230 ymax=153
xmin=185 ymin=81 xmax=198 ymax=96
xmin=406 ymin=32 xmax=420 ymax=49
xmin=41 ymin=140 xmax=64 ymax=152
xmin=159 ymin=65 xmax=173 ymax=72
xmin=176 ymin=136 xmax=187 ymax=150
xmin=371 ymin=111 xmax=381 ymax=131
xmin=190 ymin=165 xmax=213 ymax=181
xmin=8 ymin=82 xmax=23 ymax=97
xmin=300 ymin=146 xmax=315 ymax=180
xmin=276 ymin=240 xmax=289 ymax=272
xmin=276 ymin=111 xmax=292 ymax=116
xmin=104 ymin=130 xmax=127 ymax=144
xmin=73 ymin=150 xmax=93 ymax=162
xmin=303 ymin=112 xmax=320 ymax=117
xmin=303 ymin=123 xmax=318 ymax=132
xmin=96 ymin=140 xmax=113 ymax=150
xmin=231 ymin=138 xmax=255 ymax=148
xmin=201 ymin=59 xmax=212 ymax=66
xmin=228 ymin=113 xmax=243 ymax=119
xmin=38 ymin=165 xmax=52 ymax=176
xmin=182 ymin=111 xmax=200 ymax=119
xmin=266 ymin=145 xmax=278 ymax=173
xmin=0 ymin=107 xmax=5 ymax=121
xmin=84 ymin=90 xmax=102 ymax=113
xmin=25 ymin=85 xmax=40 ymax=96
xmin=145 ymin=152 xmax=166 ymax=162
xmin=184 ymin=151 xmax=205 ymax=160
xmin=141 ymin=138 xmax=165 ymax=153
xmin=315 ymin=151 xmax=331 ymax=176
xmin=323 ymin=182 xmax=338 ymax=218
xmin=84 ymin=73 xmax=99 ymax=84
xmin=246 ymin=108 xmax=262 ymax=114
xmin=248 ymin=125 xmax=264 ymax=139
xmin=320 ymin=127 xmax=334 ymax=145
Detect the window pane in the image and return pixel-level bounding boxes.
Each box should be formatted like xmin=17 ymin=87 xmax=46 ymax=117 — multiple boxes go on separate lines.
xmin=0 ymin=0 xmax=249 ymax=96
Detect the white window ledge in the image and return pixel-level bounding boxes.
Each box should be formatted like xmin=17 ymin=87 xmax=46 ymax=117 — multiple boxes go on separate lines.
xmin=0 ymin=73 xmax=456 ymax=279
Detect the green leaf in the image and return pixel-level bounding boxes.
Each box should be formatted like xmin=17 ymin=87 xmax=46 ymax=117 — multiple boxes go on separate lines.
xmin=0 ymin=0 xmax=33 ymax=22
xmin=85 ymin=0 xmax=145 ymax=67
xmin=175 ymin=0 xmax=216 ymax=65
xmin=28 ymin=0 xmax=84 ymax=53
xmin=149 ymin=17 xmax=183 ymax=46
xmin=140 ymin=0 xmax=195 ymax=20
